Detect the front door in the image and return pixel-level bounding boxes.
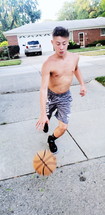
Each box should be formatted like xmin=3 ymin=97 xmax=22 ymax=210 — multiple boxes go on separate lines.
xmin=78 ymin=33 xmax=84 ymax=47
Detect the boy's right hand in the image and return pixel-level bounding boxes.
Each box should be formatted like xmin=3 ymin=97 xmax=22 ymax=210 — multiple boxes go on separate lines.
xmin=36 ymin=115 xmax=49 ymax=131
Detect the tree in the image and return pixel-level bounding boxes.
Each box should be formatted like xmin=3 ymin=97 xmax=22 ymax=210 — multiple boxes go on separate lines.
xmin=0 ymin=0 xmax=41 ymax=31
xmin=74 ymin=0 xmax=101 ymax=19
xmin=100 ymin=0 xmax=105 ymax=16
xmin=57 ymin=2 xmax=77 ymax=20
xmin=75 ymin=0 xmax=100 ymax=19
xmin=57 ymin=0 xmax=102 ymax=20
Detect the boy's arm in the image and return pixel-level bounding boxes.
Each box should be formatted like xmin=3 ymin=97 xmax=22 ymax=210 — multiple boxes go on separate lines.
xmin=36 ymin=61 xmax=50 ymax=130
xmin=74 ymin=56 xmax=87 ymax=96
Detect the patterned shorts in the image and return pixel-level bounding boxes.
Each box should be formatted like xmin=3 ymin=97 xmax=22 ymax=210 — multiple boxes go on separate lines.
xmin=46 ymin=89 xmax=73 ymax=124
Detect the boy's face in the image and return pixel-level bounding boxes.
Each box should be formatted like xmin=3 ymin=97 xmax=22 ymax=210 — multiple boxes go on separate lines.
xmin=51 ymin=36 xmax=69 ymax=57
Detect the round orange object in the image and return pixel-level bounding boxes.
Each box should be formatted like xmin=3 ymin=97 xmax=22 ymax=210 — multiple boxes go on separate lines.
xmin=33 ymin=150 xmax=57 ymax=176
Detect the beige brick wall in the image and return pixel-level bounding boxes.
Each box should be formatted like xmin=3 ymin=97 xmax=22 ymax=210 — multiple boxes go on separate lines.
xmin=6 ymin=35 xmax=18 ymax=46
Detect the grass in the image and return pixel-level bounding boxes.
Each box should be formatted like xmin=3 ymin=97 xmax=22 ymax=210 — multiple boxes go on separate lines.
xmin=0 ymin=59 xmax=21 ymax=67
xmin=69 ymin=46 xmax=105 ymax=56
xmin=95 ymin=76 xmax=105 ymax=87
xmin=79 ymin=50 xmax=105 ymax=56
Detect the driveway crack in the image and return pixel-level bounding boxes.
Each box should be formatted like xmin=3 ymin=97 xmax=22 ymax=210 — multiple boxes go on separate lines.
xmin=67 ymin=130 xmax=88 ymax=159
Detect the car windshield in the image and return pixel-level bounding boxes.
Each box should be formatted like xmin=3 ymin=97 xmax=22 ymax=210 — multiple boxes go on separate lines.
xmin=27 ymin=41 xmax=39 ymax=45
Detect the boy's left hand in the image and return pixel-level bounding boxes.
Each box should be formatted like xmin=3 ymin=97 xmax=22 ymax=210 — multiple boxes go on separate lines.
xmin=80 ymin=85 xmax=87 ymax=96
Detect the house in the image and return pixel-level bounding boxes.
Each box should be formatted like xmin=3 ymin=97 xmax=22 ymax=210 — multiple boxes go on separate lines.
xmin=4 ymin=17 xmax=105 ymax=54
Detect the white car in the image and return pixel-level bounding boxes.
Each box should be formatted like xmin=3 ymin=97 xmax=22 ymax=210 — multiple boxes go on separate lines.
xmin=24 ymin=40 xmax=42 ymax=56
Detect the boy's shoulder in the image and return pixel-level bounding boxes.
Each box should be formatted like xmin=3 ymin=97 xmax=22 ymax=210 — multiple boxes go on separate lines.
xmin=68 ymin=51 xmax=79 ymax=59
xmin=42 ymin=54 xmax=55 ymax=72
xmin=44 ymin=54 xmax=55 ymax=65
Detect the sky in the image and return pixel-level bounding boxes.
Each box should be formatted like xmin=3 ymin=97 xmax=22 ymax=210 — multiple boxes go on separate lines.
xmin=38 ymin=0 xmax=72 ymax=21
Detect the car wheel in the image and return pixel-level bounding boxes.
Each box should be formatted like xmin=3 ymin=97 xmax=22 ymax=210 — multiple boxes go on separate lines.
xmin=25 ymin=53 xmax=29 ymax=57
xmin=39 ymin=51 xmax=42 ymax=55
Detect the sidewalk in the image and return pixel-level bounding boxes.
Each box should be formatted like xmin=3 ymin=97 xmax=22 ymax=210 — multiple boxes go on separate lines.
xmin=0 ymin=80 xmax=105 ymax=180
xmin=0 ymin=55 xmax=105 ymax=215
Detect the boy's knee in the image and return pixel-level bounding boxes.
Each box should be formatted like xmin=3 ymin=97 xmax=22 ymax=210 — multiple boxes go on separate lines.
xmin=59 ymin=123 xmax=68 ymax=132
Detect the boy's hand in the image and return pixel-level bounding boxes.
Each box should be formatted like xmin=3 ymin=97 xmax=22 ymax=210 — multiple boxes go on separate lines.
xmin=36 ymin=115 xmax=49 ymax=130
xmin=80 ymin=85 xmax=87 ymax=96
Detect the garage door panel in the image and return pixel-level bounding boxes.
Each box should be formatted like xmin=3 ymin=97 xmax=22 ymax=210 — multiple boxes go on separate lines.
xmin=18 ymin=34 xmax=53 ymax=54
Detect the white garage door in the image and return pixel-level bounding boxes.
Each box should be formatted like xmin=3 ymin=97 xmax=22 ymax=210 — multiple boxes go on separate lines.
xmin=18 ymin=33 xmax=53 ymax=55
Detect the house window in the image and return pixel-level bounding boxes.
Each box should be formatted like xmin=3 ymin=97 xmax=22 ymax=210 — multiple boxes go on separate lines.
xmin=101 ymin=28 xmax=105 ymax=36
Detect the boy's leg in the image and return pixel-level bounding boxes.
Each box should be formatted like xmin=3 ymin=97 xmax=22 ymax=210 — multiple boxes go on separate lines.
xmin=48 ymin=120 xmax=68 ymax=153
xmin=53 ymin=120 xmax=68 ymax=138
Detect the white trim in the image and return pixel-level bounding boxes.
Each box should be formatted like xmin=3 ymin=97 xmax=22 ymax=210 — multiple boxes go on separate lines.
xmin=18 ymin=33 xmax=51 ymax=39
xmin=69 ymin=31 xmax=73 ymax=41
xmin=78 ymin=32 xmax=85 ymax=47
xmin=100 ymin=28 xmax=105 ymax=36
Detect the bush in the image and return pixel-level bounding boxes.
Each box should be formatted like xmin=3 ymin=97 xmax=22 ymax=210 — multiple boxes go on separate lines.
xmin=68 ymin=40 xmax=80 ymax=49
xmin=0 ymin=41 xmax=8 ymax=47
xmin=86 ymin=40 xmax=105 ymax=47
xmin=97 ymin=40 xmax=105 ymax=45
xmin=0 ymin=45 xmax=20 ymax=60
xmin=8 ymin=45 xmax=20 ymax=58
xmin=0 ymin=46 xmax=9 ymax=60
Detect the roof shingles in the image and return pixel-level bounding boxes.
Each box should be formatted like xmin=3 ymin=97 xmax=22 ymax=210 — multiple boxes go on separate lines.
xmin=4 ymin=17 xmax=105 ymax=36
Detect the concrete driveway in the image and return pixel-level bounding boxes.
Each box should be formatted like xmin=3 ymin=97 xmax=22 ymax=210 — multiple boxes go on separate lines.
xmin=20 ymin=51 xmax=53 ymax=66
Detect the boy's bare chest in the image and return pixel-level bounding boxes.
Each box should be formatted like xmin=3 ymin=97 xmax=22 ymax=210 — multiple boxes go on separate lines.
xmin=50 ymin=61 xmax=76 ymax=77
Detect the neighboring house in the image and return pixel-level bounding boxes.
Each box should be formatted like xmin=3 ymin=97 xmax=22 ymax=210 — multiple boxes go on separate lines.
xmin=4 ymin=17 xmax=105 ymax=54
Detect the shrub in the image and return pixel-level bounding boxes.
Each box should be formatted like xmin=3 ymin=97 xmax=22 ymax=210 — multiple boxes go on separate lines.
xmin=97 ymin=40 xmax=105 ymax=45
xmin=68 ymin=40 xmax=80 ymax=49
xmin=86 ymin=40 xmax=105 ymax=47
xmin=0 ymin=46 xmax=9 ymax=60
xmin=8 ymin=45 xmax=20 ymax=58
xmin=0 ymin=45 xmax=20 ymax=60
xmin=0 ymin=41 xmax=8 ymax=47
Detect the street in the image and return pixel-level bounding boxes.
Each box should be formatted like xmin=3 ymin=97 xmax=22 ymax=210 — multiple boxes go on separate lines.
xmin=0 ymin=54 xmax=105 ymax=94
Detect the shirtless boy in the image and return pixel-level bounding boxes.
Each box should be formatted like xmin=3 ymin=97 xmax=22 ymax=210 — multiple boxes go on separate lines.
xmin=36 ymin=26 xmax=86 ymax=153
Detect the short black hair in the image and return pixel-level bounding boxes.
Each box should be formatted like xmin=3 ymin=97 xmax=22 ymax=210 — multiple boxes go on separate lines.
xmin=52 ymin=26 xmax=69 ymax=38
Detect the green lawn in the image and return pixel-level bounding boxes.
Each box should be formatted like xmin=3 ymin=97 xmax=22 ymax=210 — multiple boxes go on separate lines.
xmin=95 ymin=76 xmax=105 ymax=87
xmin=69 ymin=46 xmax=105 ymax=56
xmin=0 ymin=59 xmax=21 ymax=67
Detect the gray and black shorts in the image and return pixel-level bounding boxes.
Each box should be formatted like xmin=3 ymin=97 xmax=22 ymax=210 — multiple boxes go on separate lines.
xmin=46 ymin=89 xmax=72 ymax=124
